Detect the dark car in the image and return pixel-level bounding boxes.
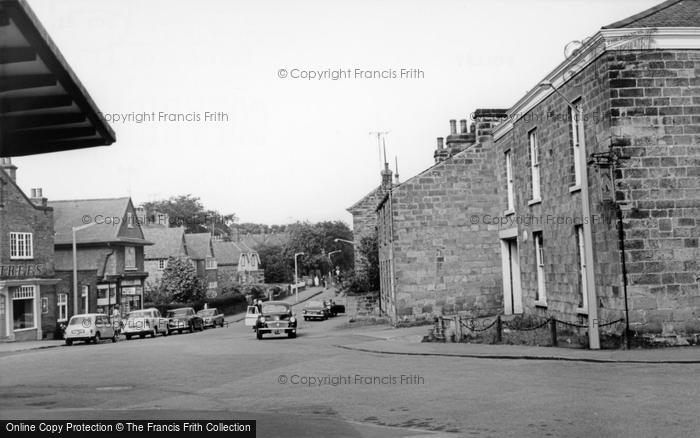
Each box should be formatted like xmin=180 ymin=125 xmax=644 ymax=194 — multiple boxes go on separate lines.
xmin=256 ymin=301 xmax=297 ymax=339
xmin=197 ymin=308 xmax=225 ymax=328
xmin=303 ymin=300 xmax=328 ymax=321
xmin=327 ymin=299 xmax=345 ymax=316
xmin=166 ymin=307 xmax=204 ymax=334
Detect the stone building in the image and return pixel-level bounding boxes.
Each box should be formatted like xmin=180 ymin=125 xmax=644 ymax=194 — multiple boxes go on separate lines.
xmin=376 ymin=112 xmax=507 ymax=323
xmin=491 ymin=0 xmax=700 ymax=337
xmin=367 ymin=0 xmax=700 ymax=340
xmin=0 ymin=160 xmax=60 ymax=341
xmin=50 ymin=198 xmax=151 ymax=319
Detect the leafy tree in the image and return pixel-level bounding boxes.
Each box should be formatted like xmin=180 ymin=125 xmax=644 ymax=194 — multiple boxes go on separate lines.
xmin=256 ymin=242 xmax=292 ymax=283
xmin=142 ymin=195 xmax=237 ymax=236
xmin=358 ymin=232 xmax=380 ymax=291
xmin=160 ymin=257 xmax=206 ymax=303
xmin=283 ymin=220 xmax=354 ymax=277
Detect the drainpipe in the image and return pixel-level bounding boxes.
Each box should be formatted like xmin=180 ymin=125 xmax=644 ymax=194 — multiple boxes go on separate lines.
xmin=388 ymin=189 xmax=397 ymax=325
xmin=617 ymin=205 xmax=631 ymax=349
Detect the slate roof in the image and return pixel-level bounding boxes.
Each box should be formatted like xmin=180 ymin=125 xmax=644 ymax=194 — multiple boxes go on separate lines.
xmin=49 ymin=197 xmax=150 ymax=245
xmin=212 ymin=241 xmax=242 ymax=265
xmin=143 ymin=226 xmax=187 ymax=259
xmin=603 ymin=0 xmax=700 ymax=29
xmin=184 ymin=233 xmax=212 ymax=260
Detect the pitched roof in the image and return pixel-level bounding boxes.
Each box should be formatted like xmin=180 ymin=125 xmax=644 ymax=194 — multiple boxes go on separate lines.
xmin=49 ymin=197 xmax=150 ymax=245
xmin=184 ymin=233 xmax=212 ymax=260
xmin=143 ymin=226 xmax=186 ymax=259
xmin=212 ymin=241 xmax=242 ymax=265
xmin=346 ymin=186 xmax=382 ymax=212
xmin=603 ymin=0 xmax=700 ymax=29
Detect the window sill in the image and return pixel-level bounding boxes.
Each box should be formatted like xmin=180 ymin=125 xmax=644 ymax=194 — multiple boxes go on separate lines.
xmin=576 ymin=307 xmax=588 ymax=315
xmin=125 ymin=267 xmax=138 ymax=271
xmin=569 ymin=185 xmax=581 ymax=193
xmin=528 ymin=198 xmax=541 ymax=206
xmin=534 ymin=301 xmax=548 ymax=308
xmin=13 ymin=327 xmax=37 ymax=332
xmin=503 ymin=209 xmax=515 ymax=217
xmin=10 ymin=257 xmax=34 ymax=260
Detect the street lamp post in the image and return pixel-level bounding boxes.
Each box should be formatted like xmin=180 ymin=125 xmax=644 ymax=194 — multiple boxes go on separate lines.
xmin=72 ymin=222 xmax=96 ymax=315
xmin=333 ymin=238 xmax=354 ymax=245
xmin=294 ymin=252 xmax=305 ymax=302
xmin=540 ymin=81 xmax=600 ymax=350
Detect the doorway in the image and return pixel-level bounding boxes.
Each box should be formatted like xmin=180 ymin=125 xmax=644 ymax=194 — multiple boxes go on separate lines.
xmin=501 ymin=237 xmax=523 ymax=315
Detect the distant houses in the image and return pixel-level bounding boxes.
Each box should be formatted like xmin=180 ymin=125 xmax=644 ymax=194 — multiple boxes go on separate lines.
xmin=142 ymin=226 xmax=188 ymax=290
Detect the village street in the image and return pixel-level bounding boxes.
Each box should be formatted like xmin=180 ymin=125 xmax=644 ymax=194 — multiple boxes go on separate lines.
xmin=1 ymin=290 xmax=698 ymax=438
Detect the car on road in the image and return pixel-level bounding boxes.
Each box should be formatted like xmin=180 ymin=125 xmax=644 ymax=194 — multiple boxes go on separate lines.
xmin=255 ymin=301 xmax=297 ymax=339
xmin=123 ymin=308 xmax=169 ymax=339
xmin=303 ymin=300 xmax=328 ymax=321
xmin=197 ymin=308 xmax=225 ymax=328
xmin=64 ymin=313 xmax=117 ymax=345
xmin=166 ymin=307 xmax=204 ymax=334
xmin=327 ymin=299 xmax=345 ymax=317
xmin=245 ymin=305 xmax=261 ymax=328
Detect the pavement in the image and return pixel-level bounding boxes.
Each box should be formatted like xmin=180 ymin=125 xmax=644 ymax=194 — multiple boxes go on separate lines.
xmin=334 ymin=324 xmax=700 ymax=364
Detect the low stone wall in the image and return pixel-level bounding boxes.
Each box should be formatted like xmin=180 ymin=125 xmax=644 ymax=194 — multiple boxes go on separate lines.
xmin=346 ymin=292 xmax=381 ymax=319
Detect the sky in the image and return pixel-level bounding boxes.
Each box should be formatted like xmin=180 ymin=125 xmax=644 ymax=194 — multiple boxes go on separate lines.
xmin=13 ymin=0 xmax=660 ymax=225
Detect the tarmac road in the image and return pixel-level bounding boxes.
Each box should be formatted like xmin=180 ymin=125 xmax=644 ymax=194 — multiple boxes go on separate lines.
xmin=1 ymin=293 xmax=699 ymax=437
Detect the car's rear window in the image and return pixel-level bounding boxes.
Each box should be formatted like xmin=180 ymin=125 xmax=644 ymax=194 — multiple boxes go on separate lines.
xmin=167 ymin=309 xmax=188 ymax=317
xmin=198 ymin=309 xmax=215 ymax=316
xmin=127 ymin=310 xmax=151 ymax=319
xmin=68 ymin=316 xmax=92 ymax=326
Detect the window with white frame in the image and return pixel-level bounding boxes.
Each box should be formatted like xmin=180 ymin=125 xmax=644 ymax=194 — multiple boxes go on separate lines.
xmin=158 ymin=259 xmax=166 ymax=270
xmin=125 ymin=246 xmax=136 ymax=270
xmin=575 ymin=226 xmax=587 ymax=310
xmin=529 ymin=129 xmax=541 ymax=201
xmin=570 ymin=101 xmax=582 ymax=187
xmin=206 ymin=257 xmax=217 ymax=270
xmin=57 ymin=293 xmax=68 ymax=322
xmin=534 ymin=232 xmax=546 ymax=304
xmin=208 ymin=281 xmax=218 ymax=290
xmin=10 ymin=232 xmax=33 ymax=259
xmin=12 ymin=285 xmax=36 ymax=330
xmin=126 ymin=212 xmax=134 ymax=228
xmin=505 ymin=150 xmax=514 ymax=212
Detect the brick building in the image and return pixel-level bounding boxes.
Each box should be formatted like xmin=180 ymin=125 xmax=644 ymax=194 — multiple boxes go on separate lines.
xmin=365 ymin=0 xmax=700 ymax=341
xmin=184 ymin=233 xmax=218 ymax=297
xmin=0 ymin=160 xmax=60 ymax=341
xmin=1 ymin=0 xmax=116 ymax=341
xmin=50 ymin=198 xmax=151 ymax=318
xmin=142 ymin=226 xmax=188 ymax=292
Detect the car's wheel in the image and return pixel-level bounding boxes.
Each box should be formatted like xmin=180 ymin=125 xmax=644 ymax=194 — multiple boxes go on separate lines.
xmin=256 ymin=330 xmax=263 ymax=340
xmin=93 ymin=332 xmax=101 ymax=344
xmin=125 ymin=334 xmax=132 ymax=340
xmin=288 ymin=331 xmax=296 ymax=339
xmin=304 ymin=317 xmax=308 ymax=321
xmin=178 ymin=329 xmax=183 ymax=334
xmin=65 ymin=339 xmax=73 ymax=346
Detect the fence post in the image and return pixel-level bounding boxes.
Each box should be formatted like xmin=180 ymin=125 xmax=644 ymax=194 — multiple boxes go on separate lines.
xmin=550 ymin=317 xmax=558 ymax=347
xmin=496 ymin=315 xmax=502 ymax=343
xmin=454 ymin=316 xmax=462 ymax=342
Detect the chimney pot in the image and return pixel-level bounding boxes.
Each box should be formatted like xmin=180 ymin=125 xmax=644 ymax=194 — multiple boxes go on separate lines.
xmin=437 ymin=137 xmax=444 ymax=150
xmin=460 ymin=119 xmax=468 ymax=133
xmin=449 ymin=120 xmax=457 ymax=135
xmin=31 ymin=188 xmax=37 ymax=198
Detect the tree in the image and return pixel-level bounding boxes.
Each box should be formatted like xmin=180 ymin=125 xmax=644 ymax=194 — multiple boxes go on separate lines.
xmin=256 ymin=242 xmax=292 ymax=283
xmin=283 ymin=221 xmax=354 ymax=277
xmin=142 ymin=194 xmax=237 ymax=236
xmin=358 ymin=232 xmax=380 ymax=291
xmin=160 ymin=257 xmax=206 ymax=303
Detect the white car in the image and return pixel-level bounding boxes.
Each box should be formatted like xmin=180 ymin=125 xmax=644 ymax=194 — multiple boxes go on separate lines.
xmin=123 ymin=308 xmax=169 ymax=339
xmin=245 ymin=305 xmax=260 ymax=328
xmin=64 ymin=313 xmax=117 ymax=345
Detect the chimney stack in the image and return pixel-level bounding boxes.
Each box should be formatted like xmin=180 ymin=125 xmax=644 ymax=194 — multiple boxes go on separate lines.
xmin=434 ymin=137 xmax=450 ymax=163
xmin=460 ymin=119 xmax=468 ymax=133
xmin=449 ymin=120 xmax=457 ymax=135
xmin=472 ymin=109 xmax=509 ymax=143
xmin=380 ymin=162 xmax=393 ymax=191
xmin=1 ymin=157 xmax=17 ymax=182
xmin=30 ymin=188 xmax=47 ymax=207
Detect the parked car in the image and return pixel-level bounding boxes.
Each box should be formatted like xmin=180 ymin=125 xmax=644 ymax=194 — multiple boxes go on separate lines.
xmin=197 ymin=308 xmax=225 ymax=328
xmin=166 ymin=307 xmax=204 ymax=334
xmin=303 ymin=300 xmax=328 ymax=321
xmin=64 ymin=313 xmax=117 ymax=345
xmin=255 ymin=301 xmax=297 ymax=339
xmin=123 ymin=308 xmax=169 ymax=339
